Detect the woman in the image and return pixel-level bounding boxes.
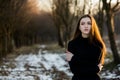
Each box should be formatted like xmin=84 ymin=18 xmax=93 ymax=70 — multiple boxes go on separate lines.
xmin=66 ymin=14 xmax=106 ymax=80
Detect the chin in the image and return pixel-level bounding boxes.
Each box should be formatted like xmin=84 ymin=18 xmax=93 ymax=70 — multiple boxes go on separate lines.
xmin=83 ymin=32 xmax=90 ymax=35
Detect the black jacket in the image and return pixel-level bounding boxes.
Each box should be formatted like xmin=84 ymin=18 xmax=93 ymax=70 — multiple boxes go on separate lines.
xmin=68 ymin=35 xmax=102 ymax=78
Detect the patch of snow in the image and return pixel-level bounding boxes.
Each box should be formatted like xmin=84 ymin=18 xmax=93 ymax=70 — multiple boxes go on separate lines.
xmin=105 ymin=58 xmax=113 ymax=64
xmin=0 ymin=49 xmax=119 ymax=80
xmin=0 ymin=50 xmax=72 ymax=80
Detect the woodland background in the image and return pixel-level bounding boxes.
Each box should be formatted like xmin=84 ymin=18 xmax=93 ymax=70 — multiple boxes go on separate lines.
xmin=0 ymin=0 xmax=120 ymax=80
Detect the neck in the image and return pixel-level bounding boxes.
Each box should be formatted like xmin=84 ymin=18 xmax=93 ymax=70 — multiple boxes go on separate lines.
xmin=82 ymin=34 xmax=89 ymax=38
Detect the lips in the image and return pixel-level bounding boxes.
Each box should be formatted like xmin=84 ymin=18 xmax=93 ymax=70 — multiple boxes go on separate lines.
xmin=84 ymin=29 xmax=89 ymax=31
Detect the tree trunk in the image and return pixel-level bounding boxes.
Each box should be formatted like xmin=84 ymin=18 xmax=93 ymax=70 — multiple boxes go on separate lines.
xmin=1 ymin=33 xmax=7 ymax=57
xmin=106 ymin=12 xmax=120 ymax=64
xmin=98 ymin=12 xmax=104 ymax=36
xmin=7 ymin=33 xmax=14 ymax=53
xmin=102 ymin=0 xmax=120 ymax=64
xmin=98 ymin=0 xmax=104 ymax=36
xmin=57 ymin=26 xmax=64 ymax=47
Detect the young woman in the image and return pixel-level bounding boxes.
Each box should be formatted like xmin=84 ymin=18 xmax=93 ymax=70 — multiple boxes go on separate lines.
xmin=66 ymin=14 xmax=106 ymax=80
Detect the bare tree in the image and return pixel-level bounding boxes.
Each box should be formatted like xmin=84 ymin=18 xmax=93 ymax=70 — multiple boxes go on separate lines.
xmin=51 ymin=0 xmax=82 ymax=47
xmin=82 ymin=0 xmax=86 ymax=14
xmin=0 ymin=0 xmax=34 ymax=58
xmin=102 ymin=0 xmax=120 ymax=64
xmin=97 ymin=0 xmax=104 ymax=36
xmin=51 ymin=0 xmax=65 ymax=47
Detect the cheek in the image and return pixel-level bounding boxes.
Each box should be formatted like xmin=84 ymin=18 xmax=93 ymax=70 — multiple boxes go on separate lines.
xmin=79 ymin=25 xmax=83 ymax=31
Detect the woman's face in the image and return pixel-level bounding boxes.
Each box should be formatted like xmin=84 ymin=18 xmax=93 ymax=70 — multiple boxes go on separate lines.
xmin=79 ymin=17 xmax=92 ymax=37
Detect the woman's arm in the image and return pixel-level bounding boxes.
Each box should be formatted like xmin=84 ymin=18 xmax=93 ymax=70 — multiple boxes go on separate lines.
xmin=65 ymin=50 xmax=73 ymax=61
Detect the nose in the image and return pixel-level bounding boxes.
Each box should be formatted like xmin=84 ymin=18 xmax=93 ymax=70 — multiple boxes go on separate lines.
xmin=85 ymin=23 xmax=88 ymax=28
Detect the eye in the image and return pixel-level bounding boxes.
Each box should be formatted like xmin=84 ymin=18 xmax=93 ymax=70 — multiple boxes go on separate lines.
xmin=88 ymin=22 xmax=91 ymax=25
xmin=80 ymin=22 xmax=85 ymax=25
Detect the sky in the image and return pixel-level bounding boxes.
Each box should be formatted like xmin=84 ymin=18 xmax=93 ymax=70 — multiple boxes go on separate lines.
xmin=35 ymin=0 xmax=118 ymax=14
xmin=36 ymin=0 xmax=52 ymax=12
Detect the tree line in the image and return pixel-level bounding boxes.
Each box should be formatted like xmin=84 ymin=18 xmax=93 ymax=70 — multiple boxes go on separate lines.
xmin=0 ymin=0 xmax=56 ymax=58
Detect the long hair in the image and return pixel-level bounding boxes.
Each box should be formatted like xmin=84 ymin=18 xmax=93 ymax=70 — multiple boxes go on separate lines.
xmin=73 ymin=14 xmax=106 ymax=65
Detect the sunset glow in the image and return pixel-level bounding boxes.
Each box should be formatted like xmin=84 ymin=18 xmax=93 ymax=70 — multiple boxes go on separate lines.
xmin=36 ymin=0 xmax=52 ymax=12
xmin=33 ymin=0 xmax=119 ymax=14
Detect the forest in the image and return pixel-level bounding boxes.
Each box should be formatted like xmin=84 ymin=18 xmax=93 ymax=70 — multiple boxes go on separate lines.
xmin=0 ymin=0 xmax=120 ymax=80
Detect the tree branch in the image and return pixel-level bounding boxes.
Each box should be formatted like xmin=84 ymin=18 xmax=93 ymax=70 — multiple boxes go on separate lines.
xmin=112 ymin=0 xmax=120 ymax=11
xmin=113 ymin=6 xmax=120 ymax=12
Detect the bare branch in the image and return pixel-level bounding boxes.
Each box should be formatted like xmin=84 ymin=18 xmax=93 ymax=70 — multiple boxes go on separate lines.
xmin=102 ymin=0 xmax=108 ymax=10
xmin=112 ymin=0 xmax=120 ymax=11
xmin=108 ymin=0 xmax=112 ymax=9
xmin=113 ymin=6 xmax=120 ymax=12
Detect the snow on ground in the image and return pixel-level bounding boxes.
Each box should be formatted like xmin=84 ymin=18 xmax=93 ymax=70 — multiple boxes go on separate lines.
xmin=0 ymin=49 xmax=72 ymax=80
xmin=0 ymin=48 xmax=120 ymax=80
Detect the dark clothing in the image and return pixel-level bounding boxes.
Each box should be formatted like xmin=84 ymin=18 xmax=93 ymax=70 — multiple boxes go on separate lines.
xmin=68 ymin=35 xmax=102 ymax=80
xmin=72 ymin=74 xmax=100 ymax=80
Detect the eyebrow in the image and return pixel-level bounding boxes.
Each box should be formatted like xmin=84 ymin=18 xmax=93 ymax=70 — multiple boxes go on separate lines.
xmin=80 ymin=20 xmax=91 ymax=23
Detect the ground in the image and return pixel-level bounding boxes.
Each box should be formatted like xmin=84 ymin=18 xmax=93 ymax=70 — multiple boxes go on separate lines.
xmin=0 ymin=44 xmax=120 ymax=80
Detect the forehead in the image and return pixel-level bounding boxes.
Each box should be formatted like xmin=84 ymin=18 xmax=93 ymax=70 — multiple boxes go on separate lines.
xmin=80 ymin=17 xmax=91 ymax=22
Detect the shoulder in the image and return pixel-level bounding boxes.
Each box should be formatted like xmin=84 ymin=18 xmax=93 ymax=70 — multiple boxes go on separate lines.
xmin=68 ymin=38 xmax=78 ymax=46
xmin=67 ymin=38 xmax=77 ymax=52
xmin=92 ymin=40 xmax=103 ymax=53
xmin=93 ymin=39 xmax=103 ymax=48
xmin=68 ymin=40 xmax=74 ymax=47
xmin=68 ymin=36 xmax=82 ymax=49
